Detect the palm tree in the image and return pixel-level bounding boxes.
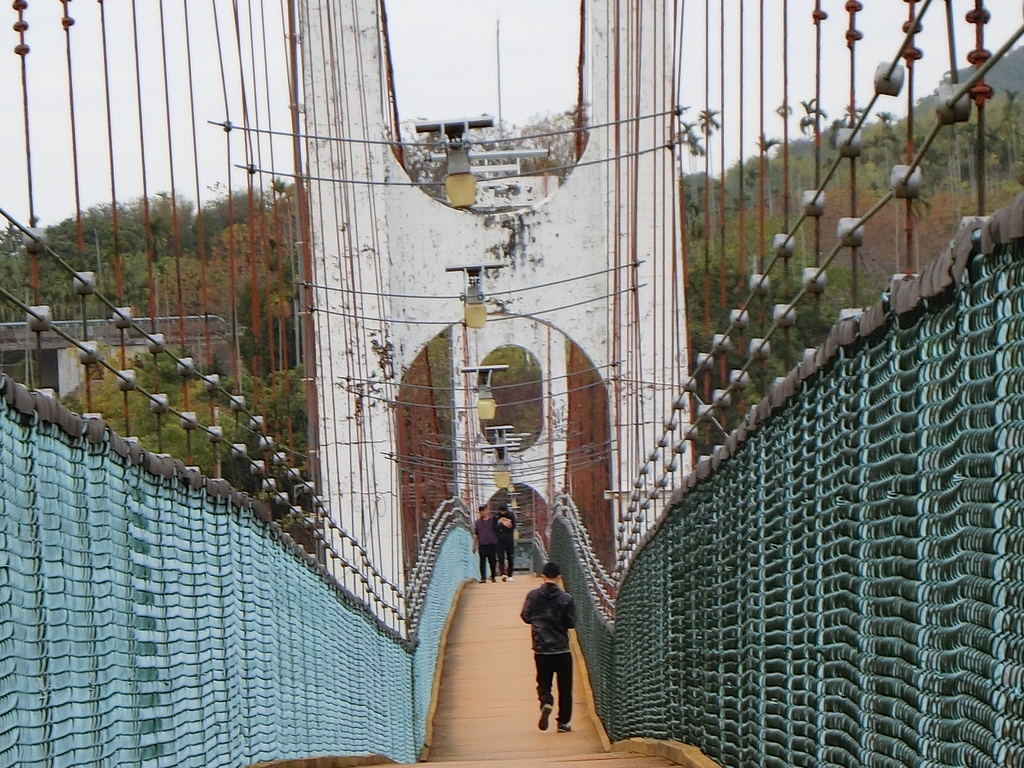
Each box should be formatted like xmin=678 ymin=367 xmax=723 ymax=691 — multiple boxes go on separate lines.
xmin=758 ymin=134 xmax=782 ymax=215
xmin=698 ymin=109 xmax=721 ymax=139
xmin=799 ymin=98 xmax=827 ymax=137
xmin=676 ymin=121 xmax=705 ymax=174
xmin=870 ymin=112 xmax=901 ymax=167
xmin=1000 ymin=90 xmax=1020 ymax=167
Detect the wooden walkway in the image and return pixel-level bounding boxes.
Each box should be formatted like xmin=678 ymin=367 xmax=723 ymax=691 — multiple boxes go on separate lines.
xmin=408 ymin=575 xmax=674 ymax=767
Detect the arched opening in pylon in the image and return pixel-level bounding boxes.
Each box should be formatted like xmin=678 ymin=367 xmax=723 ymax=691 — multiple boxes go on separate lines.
xmin=381 ymin=1 xmax=588 ymax=208
xmin=565 ymin=339 xmax=614 ymax=569
xmin=487 ymin=482 xmax=548 ymax=551
xmin=478 ymin=345 xmax=543 ymax=450
xmin=396 ymin=326 xmax=614 ymax=572
xmin=395 ymin=328 xmax=455 ymax=571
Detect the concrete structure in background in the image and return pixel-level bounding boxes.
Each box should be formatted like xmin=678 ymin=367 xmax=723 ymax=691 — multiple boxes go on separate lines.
xmin=300 ymin=0 xmax=686 ymax=603
xmin=0 ymin=316 xmax=233 ymax=397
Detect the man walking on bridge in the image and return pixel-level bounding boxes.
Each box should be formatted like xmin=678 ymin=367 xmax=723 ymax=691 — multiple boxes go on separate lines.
xmin=520 ymin=561 xmax=576 ymax=733
xmin=494 ymin=503 xmax=517 ymax=581
xmin=472 ymin=504 xmax=499 ymax=583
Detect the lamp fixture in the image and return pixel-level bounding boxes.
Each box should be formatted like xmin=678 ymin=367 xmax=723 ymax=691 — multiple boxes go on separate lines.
xmin=485 ymin=424 xmax=515 ymax=488
xmin=492 ymin=444 xmax=511 ymax=488
xmin=461 ymin=364 xmax=509 ymax=420
xmin=415 ymin=116 xmax=495 ymax=208
xmin=445 ymin=263 xmax=507 ymax=329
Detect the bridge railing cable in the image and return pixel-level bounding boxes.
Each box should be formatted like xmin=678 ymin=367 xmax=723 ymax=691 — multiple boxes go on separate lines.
xmin=404 ymin=496 xmax=473 ymax=641
xmin=604 ymin=192 xmax=1024 ymax=768
xmin=546 ymin=502 xmax=618 ymax=733
xmin=550 ymin=494 xmax=617 ymax=621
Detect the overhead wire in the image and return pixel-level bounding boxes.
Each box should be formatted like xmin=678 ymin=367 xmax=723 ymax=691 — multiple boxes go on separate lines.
xmin=212 ymin=106 xmax=682 ymax=150
xmin=310 ymin=283 xmax=646 ymax=327
xmin=239 ymin=139 xmax=674 ymax=191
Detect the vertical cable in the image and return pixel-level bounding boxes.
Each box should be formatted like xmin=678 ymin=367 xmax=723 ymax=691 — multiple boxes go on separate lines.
xmin=157 ymin=0 xmax=190 ymax=462
xmin=130 ymin=0 xmax=156 ymax=336
xmin=59 ymin=0 xmax=92 ymax=410
xmin=630 ymin=1 xmax=645 ymax=522
xmin=967 ymin=2 xmax=993 ymax=215
xmin=211 ymin=0 xmax=242 ymax=391
xmin=181 ymin=0 xmax=219 ymax=472
xmin=757 ymin=0 xmax=765 ymax=280
xmin=13 ymin=1 xmax=39 ymax=386
xmin=287 ymin=0 xmax=320 ymax=484
xmin=98 ymin=0 xmax=130 ymax=433
xmin=58 ymin=1 xmax=83 ymax=257
xmin=575 ymin=0 xmax=588 ymax=160
xmin=674 ymin=1 xmax=691 ymax=456
xmin=813 ymin=3 xmax=826 ymax=271
xmin=717 ymin=0 xmax=728 ymax=407
xmin=351 ymin=0 xmax=399 ymax=574
xmin=611 ymin=0 xmax=624 ymax=550
xmin=781 ymin=0 xmax=791 ymax=232
xmin=757 ymin=0 xmax=767 ymax=392
xmin=780 ymin=0 xmax=792 ymax=371
xmin=13 ymin=1 xmax=34 ymax=229
xmin=253 ymin=0 xmax=282 ymax=444
xmin=903 ymin=1 xmax=923 ymax=275
xmin=702 ymin=0 xmax=713 ymax=405
xmin=735 ymin=0 xmax=746 ymax=419
xmin=845 ymin=1 xmax=863 ymax=307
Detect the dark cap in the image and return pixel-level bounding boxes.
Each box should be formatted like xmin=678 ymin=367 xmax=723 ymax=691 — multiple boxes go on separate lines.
xmin=542 ymin=561 xmax=561 ymax=578
xmin=498 ymin=503 xmax=509 ymax=512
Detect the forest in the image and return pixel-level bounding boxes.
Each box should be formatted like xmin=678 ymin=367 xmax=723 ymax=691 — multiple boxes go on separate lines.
xmin=1 ymin=45 xmax=1022 ymax=490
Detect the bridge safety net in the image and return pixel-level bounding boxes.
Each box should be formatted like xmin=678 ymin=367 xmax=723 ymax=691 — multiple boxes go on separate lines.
xmin=0 ymin=384 xmax=474 ymax=768
xmin=561 ymin=231 xmax=1024 ymax=767
xmin=549 ymin=515 xmax=617 ymax=730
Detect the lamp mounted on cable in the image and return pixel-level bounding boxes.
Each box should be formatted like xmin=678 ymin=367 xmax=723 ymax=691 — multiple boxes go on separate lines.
xmin=445 ymin=263 xmax=506 ymax=328
xmin=414 ymin=116 xmax=495 ymax=208
xmin=461 ymin=364 xmax=509 ymax=420
xmin=485 ymin=424 xmax=515 ymax=489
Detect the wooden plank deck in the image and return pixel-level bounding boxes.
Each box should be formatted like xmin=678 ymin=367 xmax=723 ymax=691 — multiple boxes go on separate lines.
xmin=407 ymin=575 xmax=674 ymax=767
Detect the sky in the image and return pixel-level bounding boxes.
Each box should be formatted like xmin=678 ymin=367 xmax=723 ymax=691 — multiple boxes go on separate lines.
xmin=0 ymin=1 xmax=1018 ymax=228
xmin=385 ymin=0 xmax=581 ymax=128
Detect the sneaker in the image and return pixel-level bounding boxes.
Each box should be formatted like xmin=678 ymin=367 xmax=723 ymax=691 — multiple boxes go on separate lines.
xmin=479 ymin=579 xmax=486 ymax=583
xmin=489 ymin=576 xmax=496 ymax=582
xmin=557 ymin=722 xmax=572 ymax=733
xmin=501 ymin=575 xmax=507 ymax=582
xmin=507 ymin=576 xmax=515 ymax=582
xmin=538 ymin=704 xmax=553 ymax=731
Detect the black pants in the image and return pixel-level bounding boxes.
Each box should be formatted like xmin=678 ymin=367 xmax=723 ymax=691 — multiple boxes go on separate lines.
xmin=496 ymin=538 xmax=515 ymax=576
xmin=535 ymin=652 xmax=573 ymax=725
xmin=478 ymin=543 xmax=497 ymax=580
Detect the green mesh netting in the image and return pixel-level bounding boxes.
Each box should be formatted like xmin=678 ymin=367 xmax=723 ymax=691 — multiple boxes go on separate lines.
xmin=572 ymin=239 xmax=1024 ymax=767
xmin=549 ymin=516 xmax=616 ymax=730
xmin=0 ymin=395 xmax=474 ymax=768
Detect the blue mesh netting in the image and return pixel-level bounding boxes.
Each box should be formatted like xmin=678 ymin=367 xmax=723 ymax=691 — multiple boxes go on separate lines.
xmin=412 ymin=525 xmax=474 ymax=749
xmin=0 ymin=395 xmax=473 ymax=767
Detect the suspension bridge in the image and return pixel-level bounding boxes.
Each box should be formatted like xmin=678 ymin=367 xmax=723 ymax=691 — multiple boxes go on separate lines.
xmin=2 ymin=1 xmax=1024 ymax=766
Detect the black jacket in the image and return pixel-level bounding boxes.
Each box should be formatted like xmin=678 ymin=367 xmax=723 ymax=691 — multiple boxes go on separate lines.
xmin=494 ymin=510 xmax=516 ymax=541
xmin=520 ymin=582 xmax=576 ymax=654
